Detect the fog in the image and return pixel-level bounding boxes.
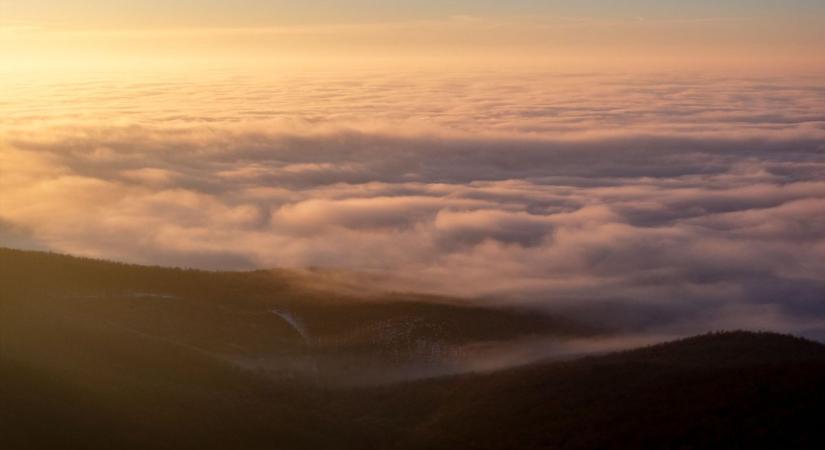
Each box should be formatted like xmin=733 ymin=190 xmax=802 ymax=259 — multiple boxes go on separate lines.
xmin=2 ymin=71 xmax=824 ymax=337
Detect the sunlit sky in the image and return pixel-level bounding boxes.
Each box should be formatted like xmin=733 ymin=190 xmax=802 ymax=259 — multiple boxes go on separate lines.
xmin=2 ymin=0 xmax=824 ymax=72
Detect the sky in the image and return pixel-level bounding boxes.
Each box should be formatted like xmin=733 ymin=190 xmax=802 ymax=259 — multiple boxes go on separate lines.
xmin=2 ymin=1 xmax=824 ymax=71
xmin=1 ymin=2 xmax=825 ymax=337
xmin=4 ymin=1 xmax=825 ymax=24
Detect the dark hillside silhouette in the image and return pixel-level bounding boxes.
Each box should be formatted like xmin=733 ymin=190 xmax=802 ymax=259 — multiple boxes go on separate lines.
xmin=2 ymin=248 xmax=825 ymax=449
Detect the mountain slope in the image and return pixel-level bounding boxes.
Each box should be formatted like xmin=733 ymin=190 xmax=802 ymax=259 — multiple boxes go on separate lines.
xmin=358 ymin=332 xmax=825 ymax=450
xmin=0 ymin=247 xmax=591 ymax=384
xmin=3 ymin=248 xmax=825 ymax=449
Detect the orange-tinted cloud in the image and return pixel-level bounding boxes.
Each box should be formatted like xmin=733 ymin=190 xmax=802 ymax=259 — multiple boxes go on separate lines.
xmin=2 ymin=71 xmax=825 ymax=337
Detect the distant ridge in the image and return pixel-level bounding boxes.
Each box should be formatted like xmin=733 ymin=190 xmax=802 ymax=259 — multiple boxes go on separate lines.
xmin=3 ymin=246 xmax=825 ymax=449
xmin=588 ymin=330 xmax=825 ymax=367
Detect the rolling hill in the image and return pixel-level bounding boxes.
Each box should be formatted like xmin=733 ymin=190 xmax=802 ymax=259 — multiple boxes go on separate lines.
xmin=2 ymin=248 xmax=824 ymax=449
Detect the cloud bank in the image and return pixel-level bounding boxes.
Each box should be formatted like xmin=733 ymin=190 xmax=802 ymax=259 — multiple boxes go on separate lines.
xmin=2 ymin=71 xmax=824 ymax=336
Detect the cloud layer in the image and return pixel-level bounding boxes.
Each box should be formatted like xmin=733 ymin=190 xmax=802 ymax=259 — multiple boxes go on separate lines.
xmin=2 ymin=71 xmax=824 ymax=335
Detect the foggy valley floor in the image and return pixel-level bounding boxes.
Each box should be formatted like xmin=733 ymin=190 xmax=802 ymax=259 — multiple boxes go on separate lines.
xmin=2 ymin=248 xmax=825 ymax=449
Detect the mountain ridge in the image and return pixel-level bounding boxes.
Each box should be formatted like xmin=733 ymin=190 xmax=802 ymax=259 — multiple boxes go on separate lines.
xmin=3 ymin=247 xmax=825 ymax=449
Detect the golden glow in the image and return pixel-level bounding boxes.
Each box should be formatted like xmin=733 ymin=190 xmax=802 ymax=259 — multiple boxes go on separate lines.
xmin=1 ymin=1 xmax=824 ymax=294
xmin=2 ymin=12 xmax=824 ymax=75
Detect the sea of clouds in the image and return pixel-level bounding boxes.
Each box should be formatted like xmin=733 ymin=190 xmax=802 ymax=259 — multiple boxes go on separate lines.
xmin=2 ymin=71 xmax=824 ymax=336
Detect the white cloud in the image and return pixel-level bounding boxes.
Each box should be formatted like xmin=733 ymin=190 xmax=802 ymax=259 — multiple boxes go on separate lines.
xmin=2 ymin=71 xmax=824 ymax=335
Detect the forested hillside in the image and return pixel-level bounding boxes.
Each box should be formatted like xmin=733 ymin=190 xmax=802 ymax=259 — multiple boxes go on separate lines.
xmin=3 ymin=248 xmax=824 ymax=450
